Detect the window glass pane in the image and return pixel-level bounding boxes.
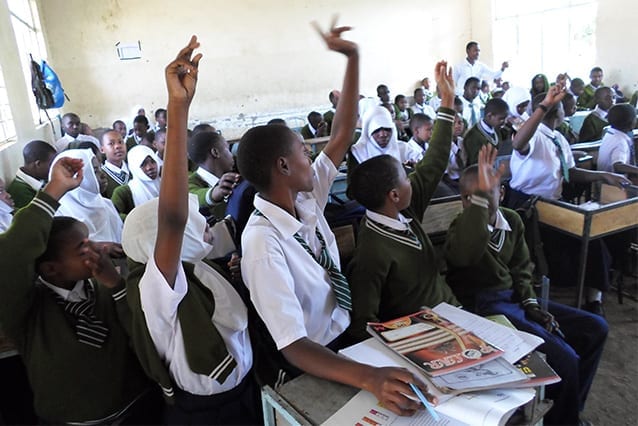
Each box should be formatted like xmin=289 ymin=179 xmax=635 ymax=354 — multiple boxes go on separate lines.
xmin=0 ymin=65 xmax=16 ymax=144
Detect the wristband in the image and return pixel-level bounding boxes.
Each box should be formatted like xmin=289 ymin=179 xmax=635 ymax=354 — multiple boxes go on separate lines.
xmin=537 ymin=104 xmax=549 ymax=113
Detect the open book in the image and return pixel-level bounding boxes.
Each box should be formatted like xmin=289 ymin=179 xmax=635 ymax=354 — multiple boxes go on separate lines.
xmin=366 ymin=308 xmax=504 ymax=377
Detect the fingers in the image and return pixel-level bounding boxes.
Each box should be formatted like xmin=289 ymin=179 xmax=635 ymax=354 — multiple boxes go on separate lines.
xmin=176 ymin=35 xmax=200 ymax=61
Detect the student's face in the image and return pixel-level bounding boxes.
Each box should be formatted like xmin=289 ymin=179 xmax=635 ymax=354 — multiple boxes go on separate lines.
xmin=287 ymin=136 xmax=314 ymax=192
xmin=453 ymin=115 xmax=465 ymax=137
xmin=598 ymin=89 xmax=615 ymax=111
xmin=309 ymin=115 xmax=323 ymax=129
xmin=502 ymin=82 xmax=510 ymax=91
xmin=377 ymin=86 xmax=390 ymax=103
xmin=414 ymin=122 xmax=433 ymax=143
xmin=371 ymin=127 xmax=393 ymax=149
xmin=563 ymin=99 xmax=576 ymax=117
xmin=101 ymin=131 xmax=127 ymax=164
xmin=454 ymin=102 xmax=464 ymax=114
xmin=422 ymin=78 xmax=430 ymax=90
xmin=415 ymin=90 xmax=425 ymax=105
xmin=92 ymin=156 xmax=108 ymax=195
xmin=153 ymin=133 xmax=166 ymax=158
xmin=570 ymin=83 xmax=584 ymax=97
xmin=532 ymin=77 xmax=546 ymax=94
xmin=484 ymin=111 xmax=508 ymax=129
xmin=50 ymin=222 xmax=94 ymax=281
xmin=0 ymin=179 xmax=14 ymax=209
xmin=467 ymin=44 xmax=480 ymax=61
xmin=63 ymin=116 xmax=81 ymax=138
xmin=393 ymin=162 xmax=413 ymax=211
xmin=156 ymin=111 xmax=167 ymax=128
xmin=140 ymin=156 xmax=158 ymax=180
xmin=590 ymin=71 xmax=603 ymax=87
xmin=137 ymin=108 xmax=146 ymax=116
xmin=113 ymin=122 xmax=127 ymax=139
xmin=133 ymin=122 xmax=148 ymax=138
xmin=516 ymin=101 xmax=530 ymax=117
xmin=397 ymin=98 xmax=408 ymax=111
xmin=464 ymin=81 xmax=480 ymax=101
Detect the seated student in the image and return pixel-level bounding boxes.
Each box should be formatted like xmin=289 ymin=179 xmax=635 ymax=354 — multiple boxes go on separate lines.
xmin=8 ymin=140 xmax=56 ymax=209
xmin=0 ymin=157 xmax=158 ymax=424
xmin=597 ymin=103 xmax=638 ymax=176
xmin=420 ymin=77 xmax=434 ymax=104
xmin=324 ymin=89 xmax=340 ymax=134
xmin=187 ymin=130 xmax=239 ymax=219
xmin=577 ymin=67 xmax=605 ymax=110
xmin=428 ymin=85 xmax=442 ymax=112
xmin=0 ymin=178 xmax=14 ymax=232
xmin=445 ymin=145 xmax=608 ymax=426
xmin=506 ymin=87 xmax=629 ymax=315
xmin=113 ymin=119 xmax=128 ymax=140
xmin=394 ymin=94 xmax=413 ymax=141
xmin=344 ymin=62 xmax=459 ymax=343
xmin=152 ymin=128 xmax=166 ymax=169
xmin=100 ymin=130 xmax=130 ymax=198
xmin=140 ymin=131 xmax=155 ymax=149
xmin=300 ymin=111 xmax=328 ymax=139
xmin=453 ymin=95 xmax=469 ymax=132
xmin=459 ymin=98 xmax=509 ymax=169
xmin=376 ymin=84 xmax=391 ymax=104
xmin=530 ymin=73 xmax=550 ymax=100
xmin=126 ymin=115 xmax=150 ymax=151
xmin=239 ymin=21 xmax=431 ymax=416
xmin=122 ymin=38 xmax=260 ymax=424
xmin=556 ymin=93 xmax=579 ymax=143
xmin=111 ymin=145 xmax=161 ymax=220
xmin=406 ymin=113 xmax=432 ymax=158
xmin=153 ymin=108 xmax=167 ymax=132
xmin=460 ymin=77 xmax=481 ymax=127
xmin=579 ymin=86 xmax=614 ymax=142
xmin=53 ymin=149 xmax=124 ymax=243
xmin=411 ymin=88 xmax=436 ymax=117
xmin=54 ymin=112 xmax=100 ymax=152
xmin=503 ymin=86 xmax=530 ymax=132
xmin=568 ymin=77 xmax=585 ymax=105
xmin=441 ymin=113 xmax=467 ymax=193
xmin=478 ymin=79 xmax=491 ymax=106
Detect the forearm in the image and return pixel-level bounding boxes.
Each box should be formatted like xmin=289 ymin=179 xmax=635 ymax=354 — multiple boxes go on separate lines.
xmin=613 ymin=162 xmax=638 ymax=175
xmin=512 ymin=107 xmax=546 ymax=153
xmin=161 ymin=101 xmax=190 ymax=224
xmin=569 ymin=167 xmax=611 ymax=183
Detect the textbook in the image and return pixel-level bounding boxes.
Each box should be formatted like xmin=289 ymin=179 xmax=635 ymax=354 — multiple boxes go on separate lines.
xmin=366 ymin=308 xmax=504 ymax=377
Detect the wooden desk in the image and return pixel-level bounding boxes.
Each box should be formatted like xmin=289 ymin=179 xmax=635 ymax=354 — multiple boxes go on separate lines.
xmin=421 ymin=195 xmax=463 ymax=245
xmin=302 ymin=136 xmax=331 ymax=153
xmin=535 ymin=187 xmax=638 ymax=307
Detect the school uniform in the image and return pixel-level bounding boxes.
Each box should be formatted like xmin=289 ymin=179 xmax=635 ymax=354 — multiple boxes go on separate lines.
xmin=54 ymin=133 xmax=100 ymax=152
xmin=300 ymin=124 xmax=317 ymax=140
xmin=323 ymin=109 xmax=335 ymax=134
xmin=453 ymin=59 xmax=504 ymax=96
xmin=8 ymin=169 xmax=43 ymax=209
xmin=429 ymin=97 xmax=441 ymax=113
xmin=576 ymin=83 xmax=603 ymax=110
xmin=0 ymin=192 xmax=154 ymax=424
xmin=445 ymin=203 xmax=608 ymax=425
xmin=111 ymin=145 xmax=161 ymax=220
xmin=410 ymin=102 xmax=436 ymax=118
xmin=460 ymin=96 xmax=482 ymax=128
xmin=188 ymin=167 xmax=227 ymax=219
xmin=0 ymin=198 xmax=12 ymax=232
xmin=125 ymin=134 xmax=143 ymax=152
xmin=101 ymin=161 xmax=131 ymax=199
xmin=578 ymin=106 xmax=608 ymax=142
xmin=461 ymin=120 xmax=507 ymax=169
xmin=345 ymin=108 xmax=460 ymax=342
xmin=597 ymin=128 xmax=636 ymax=172
xmin=406 ymin=137 xmax=428 ymax=161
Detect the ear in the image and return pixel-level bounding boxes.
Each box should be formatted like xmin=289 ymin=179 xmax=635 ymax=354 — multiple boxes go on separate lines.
xmin=276 ymin=156 xmax=291 ymax=176
xmin=210 ymin=147 xmax=220 ymax=159
xmin=38 ymin=261 xmax=59 ymax=281
xmin=388 ymin=188 xmax=401 ymax=204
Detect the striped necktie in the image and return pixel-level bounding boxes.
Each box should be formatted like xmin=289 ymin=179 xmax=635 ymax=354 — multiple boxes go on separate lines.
xmin=550 ymin=136 xmax=570 ymax=183
xmin=470 ymin=103 xmax=478 ymax=126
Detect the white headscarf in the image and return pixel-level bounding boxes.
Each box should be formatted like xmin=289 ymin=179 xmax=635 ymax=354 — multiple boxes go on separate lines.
xmin=50 ymin=149 xmax=123 ymax=242
xmin=503 ymin=87 xmax=531 ymax=119
xmin=350 ymin=106 xmax=401 ymax=164
xmin=127 ymin=145 xmax=161 ymax=207
xmin=0 ymin=199 xmax=13 ymax=233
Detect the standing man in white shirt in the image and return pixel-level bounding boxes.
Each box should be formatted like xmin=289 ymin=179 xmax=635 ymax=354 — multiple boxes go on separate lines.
xmin=454 ymin=41 xmax=508 ymax=96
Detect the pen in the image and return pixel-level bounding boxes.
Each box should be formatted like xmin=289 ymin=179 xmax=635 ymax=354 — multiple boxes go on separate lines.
xmin=409 ymin=382 xmax=440 ymax=421
xmin=551 ymin=321 xmax=565 ymax=339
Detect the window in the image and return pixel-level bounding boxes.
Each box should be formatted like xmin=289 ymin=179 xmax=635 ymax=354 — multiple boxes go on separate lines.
xmin=492 ymin=0 xmax=597 ymax=87
xmin=0 ymin=65 xmax=16 ymax=144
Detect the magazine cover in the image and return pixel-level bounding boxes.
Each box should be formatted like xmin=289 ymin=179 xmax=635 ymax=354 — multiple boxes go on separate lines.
xmin=367 ymin=309 xmax=504 ymax=377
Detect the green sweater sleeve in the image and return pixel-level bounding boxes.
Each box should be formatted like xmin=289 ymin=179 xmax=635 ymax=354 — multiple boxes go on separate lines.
xmin=111 ymin=185 xmax=134 ymax=220
xmin=444 ymin=196 xmax=491 ymax=268
xmin=409 ymin=107 xmax=454 ymax=218
xmin=0 ymin=192 xmax=58 ymax=339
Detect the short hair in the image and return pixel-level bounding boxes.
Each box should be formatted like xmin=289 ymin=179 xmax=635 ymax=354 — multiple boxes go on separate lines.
xmin=347 ymin=155 xmax=401 ymax=210
xmin=154 ymin=108 xmax=166 ymax=119
xmin=414 ymin=88 xmax=424 ymax=98
xmin=484 ymin=98 xmax=509 ymax=116
xmin=329 ymin=91 xmax=337 ymax=104
xmin=112 ymin=119 xmax=125 ymax=128
xmin=607 ymin=104 xmax=637 ymax=132
xmin=307 ymin=111 xmax=322 ymax=122
xmin=562 ymin=93 xmax=575 ymax=107
xmin=594 ymin=86 xmax=613 ymax=101
xmin=410 ymin=113 xmax=432 ymax=132
xmin=191 ymin=123 xmax=216 ymax=137
xmin=236 ymin=125 xmax=295 ymax=192
xmin=570 ymin=78 xmax=584 ymax=88
xmin=133 ymin=115 xmax=149 ymax=126
xmin=62 ymin=112 xmax=79 ymax=122
xmin=187 ymin=131 xmax=224 ymax=165
xmin=154 ymin=128 xmax=166 ymax=138
xmin=459 ymin=164 xmax=479 ymax=193
xmin=35 ymin=217 xmax=82 ymax=267
xmin=23 ymin=140 xmax=55 ymax=164
xmin=464 ymin=77 xmax=480 ymax=89
xmin=532 ymin=93 xmax=559 ymax=119
xmin=466 ymin=41 xmax=478 ymax=51
xmin=394 ymin=94 xmax=406 ymax=104
xmin=376 ymin=84 xmax=388 ymax=93
xmin=267 ymin=118 xmax=287 ymax=126
xmin=590 ymin=66 xmax=603 ymax=75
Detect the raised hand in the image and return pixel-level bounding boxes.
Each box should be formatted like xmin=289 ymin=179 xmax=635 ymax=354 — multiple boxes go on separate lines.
xmin=82 ymin=240 xmax=122 ymax=288
xmin=540 ymin=84 xmax=567 ymax=108
xmin=211 ymin=172 xmax=240 ymax=203
xmin=44 ymin=157 xmax=84 ymax=200
xmin=433 ymin=61 xmax=454 ymax=107
xmin=477 ymin=144 xmax=505 ymax=193
xmin=165 ymin=35 xmax=203 ymax=105
xmin=312 ymin=16 xmax=358 ymax=57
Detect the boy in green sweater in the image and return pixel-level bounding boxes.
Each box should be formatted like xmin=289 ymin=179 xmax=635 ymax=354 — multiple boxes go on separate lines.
xmin=345 ymin=61 xmax=459 ymax=343
xmin=0 ymin=157 xmax=157 ymax=424
xmin=578 ymin=86 xmax=614 ymax=142
xmin=459 ymin=97 xmax=510 ymax=169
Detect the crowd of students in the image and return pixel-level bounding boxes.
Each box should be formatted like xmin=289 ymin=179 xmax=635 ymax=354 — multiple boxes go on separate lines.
xmin=0 ymin=25 xmax=636 ymax=426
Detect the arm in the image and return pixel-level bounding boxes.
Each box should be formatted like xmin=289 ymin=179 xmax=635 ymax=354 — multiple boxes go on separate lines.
xmin=154 ymin=37 xmax=202 ymax=288
xmin=313 ymin=18 xmax=359 ymax=168
xmin=568 ymin=167 xmax=630 ymax=188
xmin=111 ymin=185 xmax=132 ymax=220
xmin=614 ymin=162 xmax=638 ymax=176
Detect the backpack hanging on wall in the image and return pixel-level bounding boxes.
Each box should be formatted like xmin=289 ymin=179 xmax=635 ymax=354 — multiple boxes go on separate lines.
xmin=29 ymin=54 xmax=54 ymax=109
xmin=41 ymin=59 xmax=67 ymax=108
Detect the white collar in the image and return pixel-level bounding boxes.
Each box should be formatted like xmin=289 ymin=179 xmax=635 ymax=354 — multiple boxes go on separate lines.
xmin=308 ymin=122 xmax=317 ymax=135
xmin=538 ymin=122 xmax=558 ymax=139
xmin=16 ymin=169 xmax=44 ymax=191
xmin=593 ymin=105 xmax=608 ymax=120
xmin=39 ymin=277 xmax=87 ymax=302
xmin=103 ymin=160 xmax=129 ymax=174
xmin=253 ymin=193 xmax=318 ymax=239
xmin=195 ymin=167 xmax=220 ymax=188
xmin=487 ymin=209 xmax=512 ymax=233
xmin=366 ymin=209 xmax=412 ymax=231
xmin=480 ymin=119 xmax=495 ymax=135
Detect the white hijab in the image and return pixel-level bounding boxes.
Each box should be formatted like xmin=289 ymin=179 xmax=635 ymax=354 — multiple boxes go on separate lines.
xmin=0 ymin=199 xmax=13 ymax=233
xmin=50 ymin=149 xmax=123 ymax=242
xmin=350 ymin=106 xmax=401 ymax=164
xmin=503 ymin=87 xmax=531 ymax=119
xmin=127 ymin=145 xmax=161 ymax=207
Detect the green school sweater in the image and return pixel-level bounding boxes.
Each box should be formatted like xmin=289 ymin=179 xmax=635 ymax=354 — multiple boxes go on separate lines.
xmin=576 ymin=84 xmax=601 ymax=110
xmin=324 ymin=110 xmax=335 ymax=134
xmin=444 ymin=204 xmax=535 ymax=309
xmin=345 ymin=107 xmax=459 ymax=343
xmin=578 ymin=112 xmax=608 ymax=142
xmin=188 ymin=172 xmax=227 ymax=219
xmin=300 ymin=124 xmax=315 ymax=140
xmin=111 ymin=184 xmax=134 ymax=220
xmin=461 ymin=122 xmax=508 ymax=169
xmin=0 ymin=192 xmax=150 ymax=423
xmin=7 ymin=176 xmax=37 ymax=209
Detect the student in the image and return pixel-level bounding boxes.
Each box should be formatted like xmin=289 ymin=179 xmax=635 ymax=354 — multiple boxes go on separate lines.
xmin=53 ymin=149 xmax=124 ymax=243
xmin=460 ymin=77 xmax=481 ymax=127
xmin=453 ymin=41 xmax=508 ymax=95
xmin=503 ymin=86 xmax=530 ymax=132
xmin=0 ymin=178 xmax=14 ymax=232
xmin=411 ymin=88 xmax=436 ymax=117
xmin=121 ymin=37 xmax=260 ymax=424
xmin=597 ymin=103 xmax=638 ymax=175
xmin=445 ymin=145 xmax=608 ymax=426
xmin=568 ymin=77 xmax=585 ymax=104
xmin=126 ymin=115 xmax=150 ymax=151
xmin=8 ymin=140 xmax=56 ymax=209
xmin=406 ymin=113 xmax=432 ymax=158
xmin=54 ymin=112 xmax=100 ymax=152
xmin=324 ymin=89 xmax=340 ymax=134
xmin=376 ymin=84 xmax=390 ymax=104
xmin=154 ymin=108 xmax=167 ymax=132
xmin=530 ymin=73 xmax=550 ymax=100
xmin=578 ymin=86 xmax=614 ymax=142
xmin=394 ymin=94 xmax=413 ymax=141
xmin=577 ymin=67 xmax=605 ymax=110
xmin=459 ymin=98 xmax=509 ymax=169
xmin=152 ymin=128 xmax=166 ymax=169
xmin=0 ymin=157 xmax=157 ymax=424
xmin=113 ymin=119 xmax=128 ymax=140
xmin=442 ymin=112 xmax=467 ymax=191
xmin=111 ymin=145 xmax=161 ymax=220
xmin=344 ymin=61 xmax=459 ymax=343
xmin=556 ymin=93 xmax=579 ymax=143
xmin=478 ymin=80 xmax=491 ymax=106
xmin=239 ymin=20 xmax=431 ymax=416
xmin=506 ymin=87 xmax=629 ymax=315
xmin=420 ymin=77 xmax=434 ymax=104
xmin=301 ymin=111 xmax=328 ymax=139
xmin=100 ymin=129 xmax=130 ymax=198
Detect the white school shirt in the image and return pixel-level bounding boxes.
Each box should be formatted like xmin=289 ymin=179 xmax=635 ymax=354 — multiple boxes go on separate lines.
xmin=102 ymin=161 xmax=130 ymax=180
xmin=446 ymin=137 xmax=463 ymax=180
xmin=453 ymin=59 xmax=504 ymax=96
xmin=461 ymin=96 xmax=482 ymax=127
xmin=410 ymin=103 xmax=436 ymax=118
xmin=510 ymin=123 xmax=576 ymax=200
xmin=53 ymin=133 xmax=100 ymax=152
xmin=138 ymin=256 xmax=252 ymax=395
xmin=406 ymin=137 xmax=428 ymax=162
xmin=15 ymin=169 xmax=44 ymax=192
xmin=597 ymin=128 xmax=633 ymax=172
xmin=241 ymin=151 xmax=350 ymax=350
